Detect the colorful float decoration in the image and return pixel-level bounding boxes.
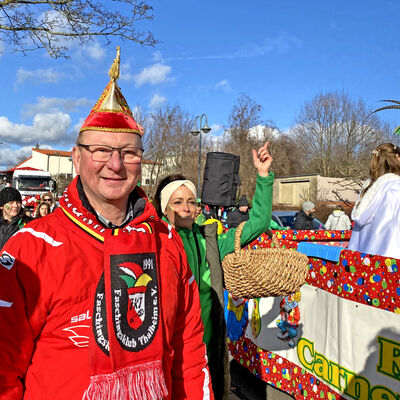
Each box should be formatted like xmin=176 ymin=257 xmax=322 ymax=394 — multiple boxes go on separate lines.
xmin=226 ymin=229 xmax=400 ymax=400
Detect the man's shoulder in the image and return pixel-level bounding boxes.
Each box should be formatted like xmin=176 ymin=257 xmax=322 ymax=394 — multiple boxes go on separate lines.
xmin=6 ymin=209 xmax=68 ymax=247
xmin=226 ymin=208 xmax=239 ymax=218
xmin=152 ymin=217 xmax=183 ymax=245
xmin=295 ymin=210 xmax=305 ymax=218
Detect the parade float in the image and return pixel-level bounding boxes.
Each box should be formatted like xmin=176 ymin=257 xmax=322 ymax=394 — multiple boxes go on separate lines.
xmin=1 ymin=167 xmax=56 ymax=210
xmin=225 ymin=229 xmax=400 ymax=400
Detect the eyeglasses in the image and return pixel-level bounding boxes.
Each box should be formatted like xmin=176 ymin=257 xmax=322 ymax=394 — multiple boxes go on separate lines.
xmin=77 ymin=144 xmax=143 ymax=164
xmin=43 ymin=198 xmax=52 ymax=202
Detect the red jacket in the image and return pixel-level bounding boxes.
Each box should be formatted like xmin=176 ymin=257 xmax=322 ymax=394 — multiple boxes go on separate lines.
xmin=0 ymin=179 xmax=213 ymax=400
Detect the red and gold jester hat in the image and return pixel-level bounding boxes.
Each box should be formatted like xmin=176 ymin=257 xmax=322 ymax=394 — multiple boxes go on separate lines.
xmin=79 ymin=46 xmax=144 ymax=136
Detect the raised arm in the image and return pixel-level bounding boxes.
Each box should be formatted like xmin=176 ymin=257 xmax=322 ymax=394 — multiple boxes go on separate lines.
xmin=252 ymin=141 xmax=273 ymax=177
xmin=219 ymin=141 xmax=274 ymax=259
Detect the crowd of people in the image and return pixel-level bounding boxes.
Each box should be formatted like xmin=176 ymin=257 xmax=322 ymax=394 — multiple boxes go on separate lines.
xmin=0 ymin=191 xmax=58 ymax=248
xmin=0 ymin=47 xmax=399 ymax=400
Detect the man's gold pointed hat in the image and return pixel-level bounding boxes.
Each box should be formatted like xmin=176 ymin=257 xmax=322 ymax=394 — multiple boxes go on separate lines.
xmin=79 ymin=46 xmax=143 ymax=136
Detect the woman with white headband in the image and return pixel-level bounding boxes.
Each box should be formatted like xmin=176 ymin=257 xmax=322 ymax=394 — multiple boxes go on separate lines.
xmin=153 ymin=141 xmax=273 ymax=399
xmin=348 ymin=142 xmax=400 ymax=258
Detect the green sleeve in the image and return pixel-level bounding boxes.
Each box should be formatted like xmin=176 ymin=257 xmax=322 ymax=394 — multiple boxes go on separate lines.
xmin=269 ymin=219 xmax=289 ymax=230
xmin=217 ymin=172 xmax=274 ymax=260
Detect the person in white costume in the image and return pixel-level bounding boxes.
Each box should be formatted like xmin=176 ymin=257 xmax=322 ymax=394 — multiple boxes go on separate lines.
xmin=325 ymin=204 xmax=351 ymax=231
xmin=348 ymin=143 xmax=400 ymax=259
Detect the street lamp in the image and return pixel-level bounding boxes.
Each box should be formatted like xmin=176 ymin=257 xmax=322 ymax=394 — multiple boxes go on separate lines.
xmin=191 ymin=114 xmax=211 ymax=195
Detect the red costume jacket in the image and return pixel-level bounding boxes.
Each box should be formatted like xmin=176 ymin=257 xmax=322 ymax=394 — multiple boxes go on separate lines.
xmin=0 ymin=178 xmax=213 ymax=400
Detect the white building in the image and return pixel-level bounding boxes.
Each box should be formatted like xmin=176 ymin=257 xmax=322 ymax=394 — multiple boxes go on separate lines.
xmin=273 ymin=174 xmax=360 ymax=207
xmin=16 ymin=148 xmax=75 ymax=178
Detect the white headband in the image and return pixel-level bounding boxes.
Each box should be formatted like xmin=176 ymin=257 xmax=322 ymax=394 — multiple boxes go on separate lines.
xmin=160 ymin=180 xmax=197 ymax=214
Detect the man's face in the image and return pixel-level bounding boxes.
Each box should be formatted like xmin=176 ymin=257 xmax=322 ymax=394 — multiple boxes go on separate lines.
xmin=239 ymin=205 xmax=248 ymax=213
xmin=1 ymin=201 xmax=21 ymax=221
xmin=72 ymin=130 xmax=142 ymax=209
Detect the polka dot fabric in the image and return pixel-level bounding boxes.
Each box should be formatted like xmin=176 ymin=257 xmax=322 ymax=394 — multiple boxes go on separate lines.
xmin=246 ymin=230 xmax=400 ymax=313
xmin=228 ymin=336 xmax=343 ymax=399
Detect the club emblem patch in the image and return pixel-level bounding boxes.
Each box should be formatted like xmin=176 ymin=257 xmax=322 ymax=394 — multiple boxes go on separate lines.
xmin=0 ymin=251 xmax=15 ymax=270
xmin=93 ymin=253 xmax=159 ymax=354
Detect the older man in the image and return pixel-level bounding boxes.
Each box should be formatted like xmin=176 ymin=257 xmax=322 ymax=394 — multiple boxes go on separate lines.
xmin=0 ymin=48 xmax=212 ymax=400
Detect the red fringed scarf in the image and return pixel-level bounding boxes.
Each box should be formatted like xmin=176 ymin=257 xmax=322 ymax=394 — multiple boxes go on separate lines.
xmin=60 ymin=180 xmax=167 ymax=400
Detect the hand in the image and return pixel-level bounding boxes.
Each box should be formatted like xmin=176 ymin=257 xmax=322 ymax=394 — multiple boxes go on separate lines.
xmin=252 ymin=141 xmax=273 ymax=177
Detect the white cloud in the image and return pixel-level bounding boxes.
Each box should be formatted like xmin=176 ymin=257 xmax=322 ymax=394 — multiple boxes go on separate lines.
xmin=120 ymin=62 xmax=135 ymax=82
xmin=22 ymin=97 xmax=92 ymax=118
xmin=16 ymin=68 xmax=64 ymax=85
xmin=207 ymin=124 xmax=280 ymax=150
xmin=40 ymin=9 xmax=67 ymax=31
xmin=149 ymin=94 xmax=167 ymax=109
xmin=73 ymin=117 xmax=85 ymax=134
xmin=206 ymin=128 xmax=228 ymax=151
xmin=0 ymin=146 xmax=32 ymax=169
xmin=86 ymin=41 xmax=106 ymax=61
xmin=166 ymin=34 xmax=302 ymax=61
xmin=153 ymin=51 xmax=164 ymax=63
xmin=134 ymin=63 xmax=172 ymax=87
xmin=0 ymin=112 xmax=73 ymax=145
xmin=215 ymin=79 xmax=232 ymax=92
xmin=210 ymin=124 xmax=224 ymax=134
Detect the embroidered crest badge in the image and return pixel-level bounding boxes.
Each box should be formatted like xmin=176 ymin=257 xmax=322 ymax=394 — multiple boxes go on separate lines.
xmin=93 ymin=253 xmax=159 ymax=354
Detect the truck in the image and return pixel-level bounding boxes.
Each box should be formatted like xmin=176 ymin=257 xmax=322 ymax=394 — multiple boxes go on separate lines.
xmin=1 ymin=168 xmax=57 ymax=209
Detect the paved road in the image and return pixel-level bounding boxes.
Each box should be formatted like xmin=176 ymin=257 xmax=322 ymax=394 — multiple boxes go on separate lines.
xmin=229 ymin=386 xmax=293 ymax=400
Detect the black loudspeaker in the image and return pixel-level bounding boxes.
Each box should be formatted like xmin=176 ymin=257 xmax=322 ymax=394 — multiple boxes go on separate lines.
xmin=201 ymin=152 xmax=241 ymax=207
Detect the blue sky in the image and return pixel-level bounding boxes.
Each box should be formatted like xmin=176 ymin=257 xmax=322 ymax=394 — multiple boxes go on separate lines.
xmin=0 ymin=0 xmax=400 ymax=168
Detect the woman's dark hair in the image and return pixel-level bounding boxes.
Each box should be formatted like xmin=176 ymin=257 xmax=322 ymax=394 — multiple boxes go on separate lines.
xmin=152 ymin=174 xmax=187 ymax=218
xmin=361 ymin=143 xmax=400 ymax=198
xmin=35 ymin=201 xmax=51 ymax=218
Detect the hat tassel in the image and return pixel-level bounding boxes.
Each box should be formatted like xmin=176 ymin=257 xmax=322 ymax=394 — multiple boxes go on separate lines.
xmin=108 ymin=46 xmax=120 ymax=80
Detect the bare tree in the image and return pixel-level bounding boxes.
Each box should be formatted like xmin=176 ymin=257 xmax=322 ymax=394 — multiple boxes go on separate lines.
xmin=224 ymin=94 xmax=268 ymax=197
xmin=267 ymin=133 xmax=304 ymax=177
xmin=292 ymin=91 xmax=393 ymax=178
xmin=0 ymin=0 xmax=157 ymax=58
xmin=142 ymin=105 xmax=197 ymax=195
xmin=52 ymin=173 xmax=72 ymax=196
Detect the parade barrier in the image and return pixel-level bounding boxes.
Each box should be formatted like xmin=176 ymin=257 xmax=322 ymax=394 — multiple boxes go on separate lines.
xmin=225 ymin=230 xmax=400 ymax=400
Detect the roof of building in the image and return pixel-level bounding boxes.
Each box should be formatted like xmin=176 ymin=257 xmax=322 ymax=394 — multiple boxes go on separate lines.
xmin=33 ymin=148 xmax=72 ymax=157
xmin=0 ymin=166 xmax=41 ymax=173
xmin=14 ymin=156 xmax=32 ymax=169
